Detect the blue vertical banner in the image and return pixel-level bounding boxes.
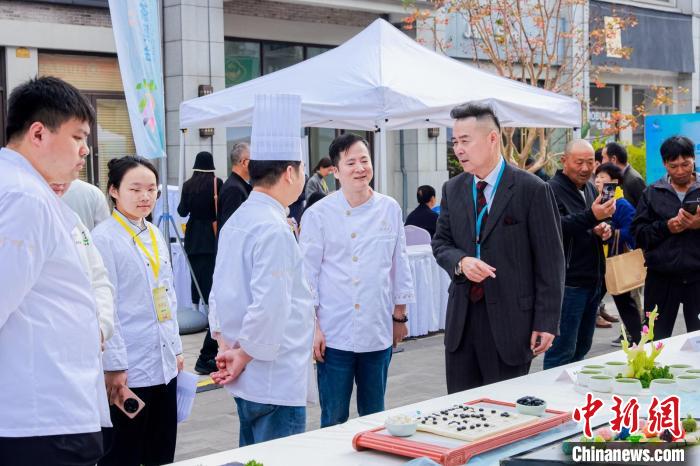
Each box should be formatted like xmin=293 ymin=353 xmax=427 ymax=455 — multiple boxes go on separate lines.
xmin=108 ymin=0 xmax=166 ymax=159
xmin=645 ymin=113 xmax=700 ymax=183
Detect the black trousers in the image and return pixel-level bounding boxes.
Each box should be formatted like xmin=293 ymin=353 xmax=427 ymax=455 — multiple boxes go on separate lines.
xmin=445 ymin=298 xmax=531 ymax=394
xmin=644 ymin=272 xmax=700 ymax=340
xmin=99 ymin=378 xmax=177 ymax=466
xmin=188 ymin=253 xmax=215 ymax=305
xmin=189 ymin=254 xmax=219 ymax=362
xmin=612 ymin=291 xmax=643 ymax=344
xmin=0 ymin=431 xmax=103 ymax=466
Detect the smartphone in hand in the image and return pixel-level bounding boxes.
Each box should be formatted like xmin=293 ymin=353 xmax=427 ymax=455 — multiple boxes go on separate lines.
xmin=600 ymin=183 xmax=617 ymax=203
xmin=114 ymin=386 xmax=145 ymax=419
xmin=682 ymin=200 xmax=699 ymax=215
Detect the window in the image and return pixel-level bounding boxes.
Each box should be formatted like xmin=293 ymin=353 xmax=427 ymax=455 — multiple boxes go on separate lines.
xmin=225 ymin=41 xmax=260 ymax=87
xmin=224 ymin=39 xmax=358 ymax=179
xmin=262 ymin=43 xmax=303 ymax=74
xmin=38 ymin=52 xmax=134 ymax=189
xmin=589 ymin=84 xmax=619 ymax=142
xmin=632 ymin=86 xmax=670 ymax=145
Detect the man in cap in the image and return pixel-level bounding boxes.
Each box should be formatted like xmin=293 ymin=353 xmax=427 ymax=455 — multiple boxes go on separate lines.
xmin=299 ymin=133 xmax=415 ymax=427
xmin=210 ymin=94 xmax=314 ymax=446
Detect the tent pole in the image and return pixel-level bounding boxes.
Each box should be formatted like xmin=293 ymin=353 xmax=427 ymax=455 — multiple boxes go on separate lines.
xmin=158 ymin=156 xmax=171 ymax=258
xmin=379 ymin=124 xmax=388 ymax=194
xmin=178 ymin=129 xmax=186 ymax=189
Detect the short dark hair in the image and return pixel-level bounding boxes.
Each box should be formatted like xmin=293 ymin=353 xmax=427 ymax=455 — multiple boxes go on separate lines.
xmin=660 ymin=135 xmax=695 ymax=163
xmin=6 ymin=76 xmax=95 ymax=142
xmin=449 ymin=103 xmax=501 ymax=132
xmin=416 ymin=185 xmax=436 ymax=204
xmin=328 ymin=133 xmax=370 ymax=167
xmin=107 ymin=156 xmax=159 ymax=206
xmin=313 ymin=157 xmax=333 ymax=173
xmin=604 ymin=142 xmax=628 ymax=165
xmin=595 ymin=162 xmax=624 ymax=184
xmin=248 ymin=160 xmax=302 ymax=188
xmin=594 ymin=148 xmax=603 ymax=164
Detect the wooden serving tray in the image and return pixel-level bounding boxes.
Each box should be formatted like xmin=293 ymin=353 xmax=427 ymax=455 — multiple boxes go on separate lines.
xmin=352 ymin=398 xmax=571 ymax=466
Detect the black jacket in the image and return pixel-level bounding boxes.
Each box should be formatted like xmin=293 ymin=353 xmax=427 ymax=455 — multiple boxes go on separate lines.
xmin=622 ymin=165 xmax=646 ymax=207
xmin=433 ymin=164 xmax=564 ymax=366
xmin=405 ymin=203 xmax=439 ymax=238
xmin=178 ymin=173 xmax=224 ymax=256
xmin=548 ymin=170 xmax=605 ymax=288
xmin=218 ymin=172 xmax=252 ymax=227
xmin=632 ymin=177 xmax=700 ymax=280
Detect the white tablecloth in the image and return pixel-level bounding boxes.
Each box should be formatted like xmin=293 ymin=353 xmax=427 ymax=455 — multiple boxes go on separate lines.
xmin=169 ymin=243 xmax=450 ymax=328
xmin=406 ymin=244 xmax=450 ymax=337
xmin=171 ymin=331 xmax=700 ymax=466
xmin=170 ymin=242 xmax=193 ymax=308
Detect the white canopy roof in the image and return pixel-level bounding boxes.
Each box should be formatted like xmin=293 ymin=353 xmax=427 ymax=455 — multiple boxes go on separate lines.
xmin=179 ymin=19 xmax=581 ymax=130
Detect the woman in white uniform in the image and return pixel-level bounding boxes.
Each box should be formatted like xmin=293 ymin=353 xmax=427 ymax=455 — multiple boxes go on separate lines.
xmin=92 ymin=156 xmax=184 ymax=466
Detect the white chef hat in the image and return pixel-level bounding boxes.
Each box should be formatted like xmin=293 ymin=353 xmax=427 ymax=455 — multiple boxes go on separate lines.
xmin=250 ymin=94 xmax=303 ymax=161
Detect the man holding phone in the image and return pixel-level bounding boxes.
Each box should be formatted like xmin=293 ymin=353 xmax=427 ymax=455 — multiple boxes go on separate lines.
xmin=545 ymin=139 xmax=616 ymax=369
xmin=633 ymin=135 xmax=700 ymax=339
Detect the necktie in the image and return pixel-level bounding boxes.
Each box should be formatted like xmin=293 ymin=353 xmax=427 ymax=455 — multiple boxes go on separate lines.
xmin=469 ymin=180 xmax=488 ymax=303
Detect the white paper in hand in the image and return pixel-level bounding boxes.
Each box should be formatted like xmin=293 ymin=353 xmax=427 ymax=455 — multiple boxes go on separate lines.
xmin=176 ymin=371 xmax=199 ymax=423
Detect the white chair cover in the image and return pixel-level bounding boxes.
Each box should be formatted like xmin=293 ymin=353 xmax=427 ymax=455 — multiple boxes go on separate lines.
xmin=404 ymin=225 xmax=431 ymax=246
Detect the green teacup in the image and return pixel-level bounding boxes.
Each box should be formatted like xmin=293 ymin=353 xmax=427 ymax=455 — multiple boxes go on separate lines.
xmin=577 ymin=369 xmax=603 ymax=387
xmin=604 ymin=361 xmax=627 ymax=377
xmin=669 ymin=364 xmax=694 ymax=377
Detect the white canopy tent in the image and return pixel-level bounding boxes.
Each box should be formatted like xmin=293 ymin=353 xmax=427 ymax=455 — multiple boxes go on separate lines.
xmin=179 ymin=18 xmax=581 ymax=192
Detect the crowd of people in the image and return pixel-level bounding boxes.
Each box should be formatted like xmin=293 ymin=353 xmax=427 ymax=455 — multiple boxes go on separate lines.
xmin=2 ymin=76 xmax=700 ymax=466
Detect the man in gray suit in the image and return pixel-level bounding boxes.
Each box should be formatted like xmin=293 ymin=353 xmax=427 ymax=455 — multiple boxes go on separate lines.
xmin=432 ymin=103 xmax=565 ymax=393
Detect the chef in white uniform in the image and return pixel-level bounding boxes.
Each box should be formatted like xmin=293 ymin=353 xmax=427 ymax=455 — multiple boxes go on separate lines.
xmin=210 ymin=94 xmax=315 ymax=447
xmin=51 ymin=181 xmax=115 ymax=344
xmin=299 ymin=132 xmax=415 ymax=428
xmin=92 ymin=156 xmax=183 ymax=466
xmin=0 ymin=76 xmax=107 ymax=466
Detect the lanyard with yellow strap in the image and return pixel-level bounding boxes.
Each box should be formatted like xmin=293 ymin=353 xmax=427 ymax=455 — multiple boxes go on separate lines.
xmin=112 ymin=211 xmax=171 ymax=322
xmin=112 ymin=211 xmax=160 ymax=280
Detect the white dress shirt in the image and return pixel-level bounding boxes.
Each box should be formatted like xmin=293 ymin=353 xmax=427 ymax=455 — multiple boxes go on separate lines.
xmin=474 ymin=156 xmax=505 ymax=210
xmin=299 ymin=191 xmax=415 ymax=353
xmin=92 ymin=210 xmax=182 ymax=388
xmin=210 ymin=191 xmax=315 ymax=407
xmin=0 ymin=147 xmax=107 ymax=437
xmin=62 ymin=179 xmax=111 ymax=230
xmin=69 ymin=212 xmax=115 ymax=341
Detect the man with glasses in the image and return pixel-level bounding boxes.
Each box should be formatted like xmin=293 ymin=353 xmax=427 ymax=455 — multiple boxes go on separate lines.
xmin=633 ymin=135 xmax=700 ymax=339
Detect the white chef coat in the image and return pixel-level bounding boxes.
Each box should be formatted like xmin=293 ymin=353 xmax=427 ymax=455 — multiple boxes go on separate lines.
xmin=299 ymin=191 xmax=415 ymax=353
xmin=92 ymin=210 xmax=182 ymax=388
xmin=210 ymin=191 xmax=315 ymax=407
xmin=62 ymin=178 xmax=111 ymax=230
xmin=69 ymin=212 xmax=115 ymax=341
xmin=0 ymin=147 xmax=107 ymax=437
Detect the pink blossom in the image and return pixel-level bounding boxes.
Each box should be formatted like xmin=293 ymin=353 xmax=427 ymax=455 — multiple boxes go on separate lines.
xmin=645 ymin=312 xmax=650 ymax=318
xmin=642 ymin=325 xmax=649 ymax=334
xmin=655 ymin=342 xmax=663 ymax=351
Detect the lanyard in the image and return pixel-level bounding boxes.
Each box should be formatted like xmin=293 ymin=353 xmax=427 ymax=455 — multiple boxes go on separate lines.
xmin=112 ymin=211 xmax=160 ymax=281
xmin=473 ymin=159 xmax=506 ymax=259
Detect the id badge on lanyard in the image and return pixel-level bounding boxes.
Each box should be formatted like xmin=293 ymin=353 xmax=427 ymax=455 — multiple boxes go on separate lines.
xmin=152 ymin=285 xmax=172 ymax=323
xmin=113 ymin=212 xmax=172 ymax=323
